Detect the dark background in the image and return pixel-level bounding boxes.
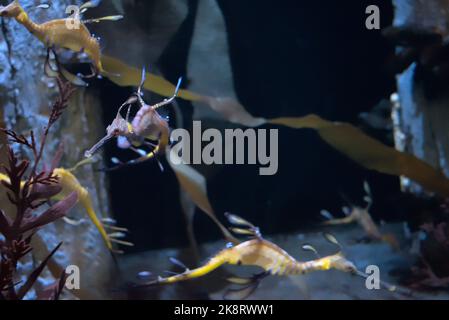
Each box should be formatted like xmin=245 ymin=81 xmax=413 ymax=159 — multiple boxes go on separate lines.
xmin=98 ymin=0 xmax=399 ymax=252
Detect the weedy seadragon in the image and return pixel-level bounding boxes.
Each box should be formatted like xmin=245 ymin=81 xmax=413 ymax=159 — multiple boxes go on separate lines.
xmin=320 ymin=181 xmax=399 ymax=250
xmin=0 ymin=0 xmax=122 ymax=84
xmin=0 ymin=157 xmax=132 ymax=254
xmin=85 ymin=68 xmax=182 ymax=171
xmin=134 ymin=213 xmax=399 ymax=299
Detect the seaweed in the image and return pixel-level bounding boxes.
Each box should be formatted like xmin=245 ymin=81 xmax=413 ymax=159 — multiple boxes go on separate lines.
xmin=0 ymin=77 xmax=78 ymax=300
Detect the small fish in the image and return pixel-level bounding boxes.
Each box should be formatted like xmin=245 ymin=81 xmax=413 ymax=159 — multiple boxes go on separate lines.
xmin=363 ymin=196 xmax=372 ymax=204
xmin=84 ymin=15 xmax=124 ymax=24
xmin=169 ymin=257 xmax=189 ymax=272
xmin=230 ymin=227 xmax=257 ymax=236
xmin=111 ymin=157 xmax=121 ymax=164
xmin=109 ymin=238 xmax=134 ymax=247
xmin=323 ymin=232 xmax=341 ymax=248
xmin=225 ymin=212 xmax=255 ymax=228
xmin=342 ymin=206 xmax=351 ymax=216
xmin=301 ymin=244 xmax=320 ymax=258
xmin=363 ymin=181 xmax=372 ymax=196
xmin=36 ymin=3 xmax=51 ymax=10
xmin=130 ymin=147 xmax=147 ymax=157
xmin=80 ymin=1 xmax=99 ymax=13
xmin=108 ymin=232 xmax=127 ymax=239
xmin=320 ymin=209 xmax=334 ymax=220
xmin=137 ymin=271 xmax=152 ymax=280
xmin=227 ymin=277 xmax=254 ymax=285
xmin=102 ymin=217 xmax=118 ymax=225
xmin=63 ymin=217 xmax=86 ymax=226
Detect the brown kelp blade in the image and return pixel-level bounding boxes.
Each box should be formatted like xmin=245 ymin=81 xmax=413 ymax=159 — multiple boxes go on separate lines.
xmin=101 ymin=55 xmax=203 ymax=101
xmin=165 ymin=147 xmax=238 ymax=243
xmin=269 ymin=115 xmax=449 ymax=197
xmin=99 ymin=55 xmax=449 ymax=197
xmin=198 ymin=96 xmax=266 ymax=127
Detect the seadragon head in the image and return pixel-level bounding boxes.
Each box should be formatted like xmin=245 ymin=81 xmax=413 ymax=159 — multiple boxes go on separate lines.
xmin=0 ymin=1 xmax=25 ymax=19
xmin=320 ymin=232 xmax=357 ymax=273
xmin=326 ymin=252 xmax=358 ymax=273
xmin=84 ymin=101 xmax=135 ymax=158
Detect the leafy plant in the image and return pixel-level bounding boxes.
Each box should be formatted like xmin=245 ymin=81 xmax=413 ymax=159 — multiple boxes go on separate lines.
xmin=0 ymin=78 xmax=78 ymax=300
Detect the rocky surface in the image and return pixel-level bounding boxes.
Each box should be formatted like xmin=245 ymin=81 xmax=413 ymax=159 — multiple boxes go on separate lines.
xmin=393 ymin=0 xmax=449 ymax=193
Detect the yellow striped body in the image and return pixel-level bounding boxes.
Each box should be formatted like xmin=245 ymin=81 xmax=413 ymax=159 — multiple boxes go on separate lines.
xmin=155 ymin=238 xmax=356 ymax=285
xmin=0 ymin=170 xmax=112 ymax=250
xmin=14 ymin=10 xmax=103 ymax=73
xmin=159 ymin=253 xmax=227 ymax=284
xmin=230 ymin=239 xmax=298 ymax=275
xmin=53 ymin=169 xmax=112 ymax=250
xmin=228 ymin=239 xmax=346 ymax=275
xmin=39 ymin=20 xmax=102 ymax=72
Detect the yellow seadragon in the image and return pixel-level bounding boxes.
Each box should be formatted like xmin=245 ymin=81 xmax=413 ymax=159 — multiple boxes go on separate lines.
xmin=0 ymin=0 xmax=122 ymax=77
xmin=0 ymin=165 xmax=132 ymax=253
xmin=152 ymin=237 xmax=356 ymax=286
xmin=140 ymin=213 xmax=397 ymax=296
